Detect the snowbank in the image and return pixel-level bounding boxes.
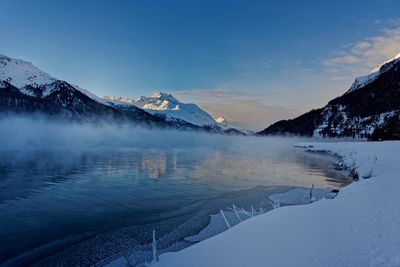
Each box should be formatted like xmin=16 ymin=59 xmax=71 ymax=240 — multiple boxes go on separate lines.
xmin=155 ymin=141 xmax=400 ymax=267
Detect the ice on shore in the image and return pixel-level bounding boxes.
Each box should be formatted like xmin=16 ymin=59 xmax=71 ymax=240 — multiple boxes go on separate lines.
xmin=155 ymin=141 xmax=400 ymax=267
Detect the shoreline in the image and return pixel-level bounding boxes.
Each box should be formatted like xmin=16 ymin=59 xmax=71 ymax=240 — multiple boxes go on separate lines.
xmin=102 ymin=144 xmax=350 ymax=267
xmin=154 ymin=141 xmax=400 ymax=267
xmin=0 ymin=139 xmax=354 ymax=265
xmin=103 ymin=185 xmax=338 ymax=267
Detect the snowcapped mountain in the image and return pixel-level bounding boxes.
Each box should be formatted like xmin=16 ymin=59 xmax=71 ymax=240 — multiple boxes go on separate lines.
xmin=0 ymin=54 xmax=56 ymax=97
xmin=0 ymin=54 xmax=115 ymax=104
xmin=0 ymin=54 xmax=54 ymax=86
xmin=215 ymin=116 xmax=230 ymax=130
xmin=104 ymin=93 xmax=246 ymax=134
xmin=0 ymin=53 xmax=245 ymax=134
xmin=0 ymin=54 xmax=197 ymax=129
xmin=258 ymin=53 xmax=400 ymax=140
xmin=346 ymin=52 xmax=400 ymax=93
xmin=118 ymin=92 xmax=217 ymax=126
xmin=214 ymin=116 xmax=250 ymax=135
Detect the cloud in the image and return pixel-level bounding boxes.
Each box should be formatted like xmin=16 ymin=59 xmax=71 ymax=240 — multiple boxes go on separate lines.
xmin=175 ymin=26 xmax=400 ymax=131
xmin=175 ymin=89 xmax=251 ymax=100
xmin=175 ymin=88 xmax=299 ymax=131
xmin=323 ymin=27 xmax=400 ymax=75
xmin=329 ymin=75 xmax=351 ymax=81
xmin=199 ymin=99 xmax=298 ymax=131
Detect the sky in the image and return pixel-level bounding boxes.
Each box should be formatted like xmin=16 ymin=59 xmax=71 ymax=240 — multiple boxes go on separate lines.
xmin=1 ymin=0 xmax=400 ymax=130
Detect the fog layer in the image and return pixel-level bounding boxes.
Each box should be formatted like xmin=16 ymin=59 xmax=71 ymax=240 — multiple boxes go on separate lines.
xmin=0 ymin=116 xmax=307 ymax=152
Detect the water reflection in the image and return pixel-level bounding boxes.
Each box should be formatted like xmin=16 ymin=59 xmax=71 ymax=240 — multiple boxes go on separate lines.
xmin=2 ymin=149 xmax=346 ymax=202
xmin=0 ymin=137 xmax=349 ymax=266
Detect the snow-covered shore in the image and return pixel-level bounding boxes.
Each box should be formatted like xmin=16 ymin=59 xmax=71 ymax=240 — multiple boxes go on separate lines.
xmin=155 ymin=141 xmax=400 ymax=267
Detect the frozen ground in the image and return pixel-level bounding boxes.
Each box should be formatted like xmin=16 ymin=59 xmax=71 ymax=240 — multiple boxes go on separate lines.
xmin=154 ymin=141 xmax=400 ymax=267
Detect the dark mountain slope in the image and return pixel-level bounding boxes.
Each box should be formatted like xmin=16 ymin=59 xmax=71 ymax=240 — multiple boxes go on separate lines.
xmin=0 ymin=54 xmax=202 ymax=131
xmin=0 ymin=81 xmax=164 ymax=124
xmin=258 ymin=54 xmax=400 ymax=140
xmin=257 ymin=109 xmax=322 ymax=136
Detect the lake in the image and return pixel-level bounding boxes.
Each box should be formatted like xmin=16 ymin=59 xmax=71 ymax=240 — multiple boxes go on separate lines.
xmin=0 ymin=125 xmax=349 ymax=266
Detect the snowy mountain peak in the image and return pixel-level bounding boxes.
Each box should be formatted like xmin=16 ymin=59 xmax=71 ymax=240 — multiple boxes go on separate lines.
xmin=347 ymin=52 xmax=400 ymax=93
xmin=215 ymin=116 xmax=227 ymax=124
xmin=104 ymin=92 xmax=221 ymax=127
xmin=103 ymin=92 xmax=245 ymax=132
xmin=371 ymin=52 xmax=400 ymax=73
xmin=215 ymin=116 xmax=232 ymax=130
xmin=150 ymin=92 xmax=179 ymax=103
xmin=133 ymin=92 xmax=217 ymax=126
xmin=0 ymin=53 xmax=117 ymax=104
xmin=0 ymin=53 xmax=55 ymax=90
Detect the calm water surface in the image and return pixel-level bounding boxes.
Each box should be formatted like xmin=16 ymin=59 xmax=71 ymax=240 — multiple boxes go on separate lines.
xmin=0 ymin=136 xmax=349 ymax=266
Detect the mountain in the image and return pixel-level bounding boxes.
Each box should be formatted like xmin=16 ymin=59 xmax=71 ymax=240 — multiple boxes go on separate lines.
xmin=104 ymin=93 xmax=246 ymax=134
xmin=105 ymin=92 xmax=217 ymax=125
xmin=215 ymin=116 xmax=252 ymax=135
xmin=215 ymin=116 xmax=230 ymax=130
xmin=258 ymin=53 xmax=400 ymax=140
xmin=0 ymin=54 xmax=207 ymax=131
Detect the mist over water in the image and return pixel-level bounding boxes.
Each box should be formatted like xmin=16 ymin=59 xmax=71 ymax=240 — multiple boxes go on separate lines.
xmin=0 ymin=117 xmax=349 ymax=266
xmin=0 ymin=116 xmax=227 ymax=150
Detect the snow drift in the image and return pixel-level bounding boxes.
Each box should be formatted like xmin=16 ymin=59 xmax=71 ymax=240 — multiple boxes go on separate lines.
xmin=154 ymin=141 xmax=400 ymax=267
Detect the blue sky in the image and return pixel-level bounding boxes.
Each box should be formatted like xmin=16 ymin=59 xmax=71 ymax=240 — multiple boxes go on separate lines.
xmin=1 ymin=0 xmax=400 ymax=130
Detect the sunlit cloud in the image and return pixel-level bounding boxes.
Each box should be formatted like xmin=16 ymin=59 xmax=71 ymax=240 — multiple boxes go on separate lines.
xmin=199 ymin=99 xmax=298 ymax=131
xmin=174 ymin=25 xmax=400 ymax=131
xmin=176 ymin=88 xmax=298 ymax=131
xmin=175 ymin=89 xmax=253 ymax=100
xmin=323 ymin=27 xmax=400 ymax=75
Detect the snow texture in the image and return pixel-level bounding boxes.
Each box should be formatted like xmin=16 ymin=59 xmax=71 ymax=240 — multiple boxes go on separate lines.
xmin=105 ymin=93 xmax=219 ymax=127
xmin=0 ymin=53 xmax=112 ymax=103
xmin=0 ymin=53 xmax=238 ymax=131
xmin=214 ymin=116 xmax=233 ymax=130
xmin=347 ymin=52 xmax=400 ymax=93
xmin=0 ymin=54 xmax=55 ymax=95
xmin=155 ymin=141 xmax=400 ymax=267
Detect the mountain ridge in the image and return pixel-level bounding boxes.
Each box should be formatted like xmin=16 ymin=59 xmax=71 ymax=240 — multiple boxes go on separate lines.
xmin=258 ymin=53 xmax=400 ymax=140
xmin=0 ymin=53 xmax=244 ymax=134
xmin=106 ymin=93 xmax=216 ymax=126
xmin=104 ymin=92 xmax=246 ymax=134
xmin=0 ymin=54 xmax=201 ymax=130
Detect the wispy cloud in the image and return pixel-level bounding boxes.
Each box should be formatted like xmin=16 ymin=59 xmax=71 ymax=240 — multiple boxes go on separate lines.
xmin=175 ymin=89 xmax=298 ymax=131
xmin=199 ymin=99 xmax=298 ymax=131
xmin=323 ymin=27 xmax=400 ymax=75
xmin=175 ymin=89 xmax=252 ymax=100
xmin=176 ymin=25 xmax=400 ymax=131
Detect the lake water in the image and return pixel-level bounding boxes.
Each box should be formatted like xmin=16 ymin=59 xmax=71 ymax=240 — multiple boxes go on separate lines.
xmin=0 ymin=130 xmax=349 ymax=267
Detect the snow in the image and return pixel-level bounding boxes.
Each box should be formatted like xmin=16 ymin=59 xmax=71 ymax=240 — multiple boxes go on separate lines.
xmin=135 ymin=92 xmax=218 ymax=127
xmin=313 ymin=105 xmax=333 ymax=138
xmin=360 ymin=110 xmax=399 ymax=135
xmin=268 ymin=187 xmax=332 ymax=204
xmin=215 ymin=117 xmax=226 ymax=124
xmin=313 ymin=106 xmax=400 ymax=138
xmin=214 ymin=116 xmax=250 ymax=134
xmin=0 ymin=54 xmax=55 ymax=91
xmin=347 ymin=52 xmax=400 ymax=93
xmin=72 ymin=85 xmax=116 ymax=106
xmin=0 ymin=53 xmax=110 ymax=103
xmin=347 ymin=71 xmax=380 ymax=93
xmin=214 ymin=116 xmax=232 ymax=130
xmin=0 ymin=53 xmax=128 ymax=107
xmin=155 ymin=141 xmax=400 ymax=267
xmin=104 ymin=92 xmax=220 ymax=127
xmin=0 ymin=53 xmax=241 ymax=131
